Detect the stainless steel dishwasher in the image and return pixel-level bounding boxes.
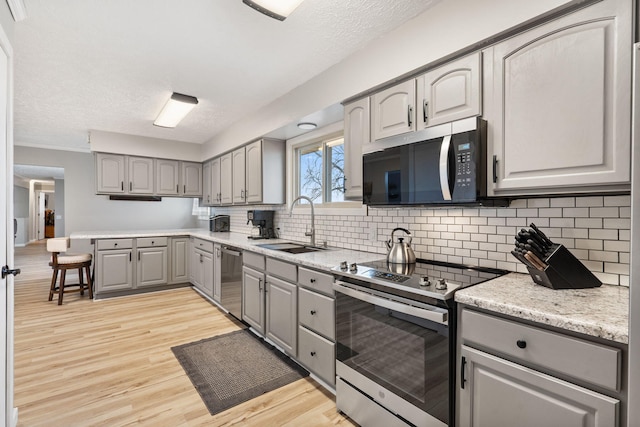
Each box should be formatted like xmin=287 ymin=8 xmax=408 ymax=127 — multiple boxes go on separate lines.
xmin=219 ymin=245 xmax=243 ymax=320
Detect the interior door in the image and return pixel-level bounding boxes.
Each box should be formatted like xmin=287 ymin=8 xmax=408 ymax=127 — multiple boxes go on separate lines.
xmin=0 ymin=35 xmax=16 ymax=426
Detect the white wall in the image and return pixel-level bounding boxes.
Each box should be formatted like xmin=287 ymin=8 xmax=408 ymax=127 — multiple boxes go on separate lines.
xmin=14 ymin=146 xmax=199 ymax=238
xmin=90 ymin=130 xmax=202 ymax=161
xmin=202 ymin=0 xmax=574 ymax=158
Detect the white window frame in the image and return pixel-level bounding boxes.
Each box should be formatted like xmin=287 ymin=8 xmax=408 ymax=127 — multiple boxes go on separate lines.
xmin=286 ymin=121 xmax=366 ymax=216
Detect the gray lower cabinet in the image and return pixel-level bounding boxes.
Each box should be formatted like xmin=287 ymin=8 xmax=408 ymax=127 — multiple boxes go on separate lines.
xmin=189 ymin=238 xmax=214 ymax=297
xmin=213 ymin=244 xmax=221 ymax=302
xmin=136 ymin=238 xmax=168 ymax=288
xmin=169 ymin=237 xmax=189 ymax=284
xmin=266 ymin=275 xmax=297 ymax=357
xmin=242 ymin=265 xmax=265 ymax=334
xmin=95 ymin=237 xmax=168 ymax=294
xmin=96 ymin=242 xmax=134 ymax=293
xmin=458 ymin=308 xmax=622 ymax=426
xmin=297 ymin=267 xmax=336 ymax=386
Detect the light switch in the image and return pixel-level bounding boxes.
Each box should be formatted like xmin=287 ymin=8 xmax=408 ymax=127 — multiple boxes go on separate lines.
xmin=56 ymin=215 xmax=62 ymax=220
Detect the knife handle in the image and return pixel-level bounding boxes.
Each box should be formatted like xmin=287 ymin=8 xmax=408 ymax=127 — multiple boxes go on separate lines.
xmin=525 ymin=252 xmax=546 ymax=270
xmin=530 ymin=223 xmax=554 ymax=246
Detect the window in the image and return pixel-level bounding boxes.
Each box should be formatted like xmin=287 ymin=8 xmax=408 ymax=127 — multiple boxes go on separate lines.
xmin=296 ymin=136 xmax=344 ymax=204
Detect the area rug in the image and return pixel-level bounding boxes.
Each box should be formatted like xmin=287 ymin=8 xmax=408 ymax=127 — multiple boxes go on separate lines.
xmin=171 ymin=329 xmax=309 ymax=415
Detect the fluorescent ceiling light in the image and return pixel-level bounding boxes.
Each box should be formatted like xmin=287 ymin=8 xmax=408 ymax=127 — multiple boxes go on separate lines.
xmin=154 ymin=92 xmax=199 ymax=128
xmin=243 ymin=0 xmax=305 ymax=21
xmin=297 ymin=122 xmax=317 ymax=130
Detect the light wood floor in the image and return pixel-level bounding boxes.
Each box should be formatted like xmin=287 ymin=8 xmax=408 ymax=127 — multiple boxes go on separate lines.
xmin=13 ymin=240 xmax=355 ymax=426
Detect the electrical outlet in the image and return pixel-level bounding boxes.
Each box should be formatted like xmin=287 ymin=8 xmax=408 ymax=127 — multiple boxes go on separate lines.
xmin=369 ymin=227 xmax=377 ymax=241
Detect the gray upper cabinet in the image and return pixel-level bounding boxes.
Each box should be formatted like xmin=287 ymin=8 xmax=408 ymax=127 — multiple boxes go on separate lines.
xmin=127 ymin=156 xmax=154 ymax=194
xmin=181 ymin=161 xmax=202 ymax=197
xmin=156 ymin=159 xmax=180 ymax=196
xmin=416 ymin=52 xmax=481 ymax=129
xmin=96 ymin=152 xmax=203 ymax=198
xmin=96 ymin=153 xmax=126 ymax=194
xmin=371 ymin=79 xmax=416 ymax=141
xmin=96 ymin=153 xmax=154 ymax=195
xmin=201 ymin=160 xmax=213 ymax=205
xmin=220 ymin=153 xmax=233 ymax=205
xmin=210 ymin=138 xmax=284 ymax=206
xmin=484 ymin=0 xmax=631 ymax=195
xmin=232 ymin=146 xmax=246 ymax=204
xmin=245 ymin=139 xmax=263 ymax=203
xmin=343 ymin=98 xmax=369 ymax=200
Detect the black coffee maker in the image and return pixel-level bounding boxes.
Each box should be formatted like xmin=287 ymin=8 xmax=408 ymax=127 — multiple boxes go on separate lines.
xmin=247 ymin=210 xmax=276 ymax=239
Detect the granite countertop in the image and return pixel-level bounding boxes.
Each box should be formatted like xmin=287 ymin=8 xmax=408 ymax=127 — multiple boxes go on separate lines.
xmin=69 ymin=228 xmax=385 ymax=273
xmin=455 ymin=273 xmax=629 ymax=344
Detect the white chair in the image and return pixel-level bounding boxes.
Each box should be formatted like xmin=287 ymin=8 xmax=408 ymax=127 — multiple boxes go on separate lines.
xmin=46 ymin=237 xmax=93 ymax=305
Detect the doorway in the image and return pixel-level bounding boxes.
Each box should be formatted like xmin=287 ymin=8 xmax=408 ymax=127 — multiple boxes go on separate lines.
xmin=13 ymin=164 xmax=64 ymax=245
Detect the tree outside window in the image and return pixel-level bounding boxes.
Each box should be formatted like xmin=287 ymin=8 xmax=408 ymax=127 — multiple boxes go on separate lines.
xmin=297 ymin=137 xmax=344 ymax=204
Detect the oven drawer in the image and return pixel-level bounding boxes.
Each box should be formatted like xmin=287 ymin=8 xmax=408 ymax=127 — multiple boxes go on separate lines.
xmin=298 ymin=267 xmax=333 ymax=296
xmin=461 ymin=309 xmax=621 ymax=391
xmin=266 ymin=257 xmax=297 ymax=282
xmin=191 ymin=237 xmax=213 ymax=253
xmin=243 ymin=251 xmax=265 ymax=270
xmin=298 ymin=326 xmax=335 ymax=386
xmin=96 ymin=238 xmax=133 ymax=250
xmin=298 ymin=288 xmax=334 ymax=340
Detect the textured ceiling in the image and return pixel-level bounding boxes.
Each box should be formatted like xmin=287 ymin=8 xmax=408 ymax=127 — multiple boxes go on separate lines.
xmin=14 ymin=164 xmax=64 ymax=180
xmin=13 ymin=0 xmax=437 ymax=152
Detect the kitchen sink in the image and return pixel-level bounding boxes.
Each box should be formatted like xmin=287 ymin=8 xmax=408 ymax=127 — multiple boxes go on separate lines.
xmin=256 ymin=242 xmax=329 ymax=254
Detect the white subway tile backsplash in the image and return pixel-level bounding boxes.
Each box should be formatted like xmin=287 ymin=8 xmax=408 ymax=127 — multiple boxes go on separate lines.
xmin=527 ymin=198 xmax=550 ymax=208
xmin=576 ymin=196 xmax=604 ymax=207
xmin=229 ymin=195 xmax=629 ymax=286
xmin=550 ymin=197 xmax=575 ymax=208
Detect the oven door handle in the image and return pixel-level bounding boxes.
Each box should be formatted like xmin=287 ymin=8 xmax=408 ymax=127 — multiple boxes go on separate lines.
xmin=333 ymin=282 xmax=448 ymax=325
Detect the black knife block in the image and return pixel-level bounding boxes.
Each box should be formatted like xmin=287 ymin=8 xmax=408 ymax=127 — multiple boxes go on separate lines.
xmin=524 ymin=244 xmax=602 ymax=290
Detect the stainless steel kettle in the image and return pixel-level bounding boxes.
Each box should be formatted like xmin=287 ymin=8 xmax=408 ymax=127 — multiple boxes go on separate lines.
xmin=386 ymin=227 xmax=416 ymax=264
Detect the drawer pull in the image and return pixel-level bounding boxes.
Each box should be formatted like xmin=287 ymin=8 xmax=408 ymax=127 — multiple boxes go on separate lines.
xmin=310 ymin=310 xmax=316 ymax=315
xmin=310 ymin=351 xmax=316 ymax=357
xmin=310 ymin=278 xmax=316 ymax=283
xmin=114 ymin=243 xmax=118 ymax=247
xmin=516 ymin=340 xmax=527 ymax=349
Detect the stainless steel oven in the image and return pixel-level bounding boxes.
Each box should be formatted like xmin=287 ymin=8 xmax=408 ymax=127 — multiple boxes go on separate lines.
xmin=333 ymin=259 xmax=507 ymax=427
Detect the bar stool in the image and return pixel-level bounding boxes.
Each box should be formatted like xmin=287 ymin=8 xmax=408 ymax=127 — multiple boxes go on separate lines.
xmin=47 ymin=237 xmax=93 ymax=305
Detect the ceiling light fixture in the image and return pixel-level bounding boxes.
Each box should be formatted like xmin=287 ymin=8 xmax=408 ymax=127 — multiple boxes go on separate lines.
xmin=154 ymin=92 xmax=199 ymax=128
xmin=243 ymin=0 xmax=305 ymax=21
xmin=297 ymin=122 xmax=317 ymax=130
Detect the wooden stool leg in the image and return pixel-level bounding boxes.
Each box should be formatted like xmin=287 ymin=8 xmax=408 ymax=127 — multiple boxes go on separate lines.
xmin=78 ymin=267 xmax=85 ymax=295
xmin=48 ymin=268 xmax=59 ymax=301
xmin=85 ymin=264 xmax=93 ymax=299
xmin=58 ymin=269 xmax=66 ymax=305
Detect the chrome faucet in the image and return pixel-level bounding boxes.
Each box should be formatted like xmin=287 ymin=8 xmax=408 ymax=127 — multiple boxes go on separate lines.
xmin=289 ymin=195 xmax=315 ymax=247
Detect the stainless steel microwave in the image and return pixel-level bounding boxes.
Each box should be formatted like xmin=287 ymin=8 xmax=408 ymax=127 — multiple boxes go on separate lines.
xmin=363 ymin=117 xmax=504 ymax=206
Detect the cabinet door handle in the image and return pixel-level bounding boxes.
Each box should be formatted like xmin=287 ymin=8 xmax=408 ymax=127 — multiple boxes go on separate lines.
xmin=258 ymin=278 xmax=262 ymax=292
xmin=129 ymin=182 xmax=132 ymax=191
xmin=423 ymin=100 xmax=428 ymax=123
xmin=121 ymin=181 xmax=124 ymax=191
xmin=184 ymin=185 xmax=186 ymax=193
xmin=516 ymin=340 xmax=527 ymax=349
xmin=176 ymin=184 xmax=179 ymax=193
xmin=310 ymin=310 xmax=316 ymax=315
xmin=407 ymin=105 xmax=413 ymax=127
xmin=129 ymin=252 xmax=131 ymax=262
xmin=138 ymin=251 xmax=140 ymax=261
xmin=492 ymin=155 xmax=498 ymax=183
xmin=460 ymin=356 xmax=467 ymax=389
xmin=310 ymin=351 xmax=316 ymax=357
xmin=200 ymin=254 xmax=203 ymax=263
